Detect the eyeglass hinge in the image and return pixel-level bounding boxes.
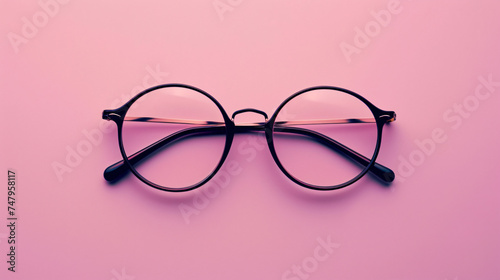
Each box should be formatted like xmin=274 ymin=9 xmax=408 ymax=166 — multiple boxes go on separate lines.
xmin=102 ymin=110 xmax=121 ymax=121
xmin=379 ymin=111 xmax=396 ymax=122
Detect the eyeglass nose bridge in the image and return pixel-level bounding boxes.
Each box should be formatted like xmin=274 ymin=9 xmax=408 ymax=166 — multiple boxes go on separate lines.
xmin=231 ymin=108 xmax=268 ymax=123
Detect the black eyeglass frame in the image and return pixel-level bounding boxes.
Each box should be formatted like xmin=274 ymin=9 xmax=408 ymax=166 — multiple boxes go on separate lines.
xmin=103 ymin=84 xmax=396 ymax=192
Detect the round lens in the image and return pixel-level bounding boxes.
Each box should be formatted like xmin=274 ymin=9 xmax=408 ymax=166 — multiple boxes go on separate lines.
xmin=121 ymin=86 xmax=227 ymax=190
xmin=272 ymin=88 xmax=378 ymax=188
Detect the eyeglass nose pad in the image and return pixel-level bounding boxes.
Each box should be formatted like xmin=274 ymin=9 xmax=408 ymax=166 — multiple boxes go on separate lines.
xmin=231 ymin=108 xmax=268 ymax=122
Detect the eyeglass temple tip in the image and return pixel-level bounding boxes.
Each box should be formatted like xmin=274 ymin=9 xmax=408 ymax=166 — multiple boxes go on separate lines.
xmin=371 ymin=162 xmax=395 ymax=183
xmin=104 ymin=160 xmax=127 ymax=182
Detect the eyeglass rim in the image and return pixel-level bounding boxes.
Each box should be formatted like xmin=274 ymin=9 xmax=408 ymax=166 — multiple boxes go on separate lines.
xmin=266 ymin=86 xmax=389 ymax=190
xmin=107 ymin=84 xmax=232 ymax=192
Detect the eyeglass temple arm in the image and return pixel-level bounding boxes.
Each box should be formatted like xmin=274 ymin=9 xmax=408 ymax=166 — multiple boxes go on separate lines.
xmin=121 ymin=117 xmax=379 ymax=126
xmin=275 ymin=126 xmax=394 ymax=183
xmin=104 ymin=126 xmax=225 ymax=182
xmin=104 ymin=122 xmax=394 ymax=183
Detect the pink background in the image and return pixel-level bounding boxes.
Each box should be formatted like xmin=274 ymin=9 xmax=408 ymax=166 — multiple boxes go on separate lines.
xmin=1 ymin=0 xmax=499 ymax=279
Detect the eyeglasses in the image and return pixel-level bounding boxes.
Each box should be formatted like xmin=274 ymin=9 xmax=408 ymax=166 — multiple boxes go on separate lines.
xmin=102 ymin=84 xmax=396 ymax=192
